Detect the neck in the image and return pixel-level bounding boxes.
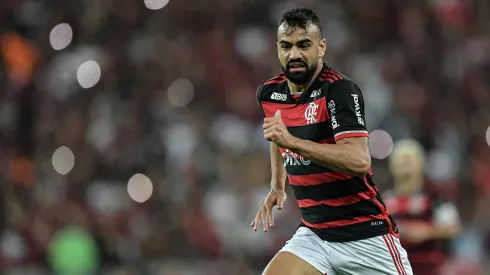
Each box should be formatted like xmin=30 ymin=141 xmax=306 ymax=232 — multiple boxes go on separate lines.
xmin=287 ymin=62 xmax=323 ymax=93
xmin=394 ymin=174 xmax=424 ymax=195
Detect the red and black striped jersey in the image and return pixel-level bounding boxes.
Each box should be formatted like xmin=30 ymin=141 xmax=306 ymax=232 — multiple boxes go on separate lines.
xmin=256 ymin=63 xmax=397 ymax=242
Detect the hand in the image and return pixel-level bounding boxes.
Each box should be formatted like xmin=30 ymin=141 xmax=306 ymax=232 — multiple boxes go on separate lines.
xmin=250 ymin=190 xmax=287 ymax=232
xmin=263 ymin=110 xmax=294 ymax=149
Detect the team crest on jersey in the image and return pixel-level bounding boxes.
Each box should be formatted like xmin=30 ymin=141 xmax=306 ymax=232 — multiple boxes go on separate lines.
xmin=304 ymin=102 xmax=319 ymax=124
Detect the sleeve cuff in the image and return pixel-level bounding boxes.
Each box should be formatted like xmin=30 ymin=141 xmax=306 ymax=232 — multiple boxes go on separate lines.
xmin=334 ymin=130 xmax=369 ymax=142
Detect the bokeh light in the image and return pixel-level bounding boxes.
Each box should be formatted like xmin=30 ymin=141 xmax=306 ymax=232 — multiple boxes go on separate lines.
xmin=144 ymin=0 xmax=169 ymax=10
xmin=368 ymin=130 xmax=394 ymax=159
xmin=77 ymin=60 xmax=101 ymax=89
xmin=167 ymin=78 xmax=194 ymax=107
xmin=486 ymin=126 xmax=490 ymax=147
xmin=127 ymin=174 xmax=153 ymax=203
xmin=49 ymin=23 xmax=73 ymax=50
xmin=52 ymin=146 xmax=75 ymax=175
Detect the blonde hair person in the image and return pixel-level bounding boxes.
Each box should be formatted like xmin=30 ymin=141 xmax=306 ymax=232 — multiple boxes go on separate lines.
xmin=384 ymin=139 xmax=461 ymax=275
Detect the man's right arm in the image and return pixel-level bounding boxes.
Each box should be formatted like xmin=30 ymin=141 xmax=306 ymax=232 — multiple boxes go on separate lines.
xmin=257 ymin=83 xmax=287 ymax=192
xmin=270 ymin=142 xmax=287 ymax=192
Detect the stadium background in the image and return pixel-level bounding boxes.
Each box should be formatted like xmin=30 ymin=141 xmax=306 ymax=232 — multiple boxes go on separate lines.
xmin=1 ymin=0 xmax=490 ymax=274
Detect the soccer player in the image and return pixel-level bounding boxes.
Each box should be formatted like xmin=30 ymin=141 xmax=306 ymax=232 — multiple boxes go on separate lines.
xmin=251 ymin=8 xmax=413 ymax=275
xmin=384 ymin=139 xmax=461 ymax=275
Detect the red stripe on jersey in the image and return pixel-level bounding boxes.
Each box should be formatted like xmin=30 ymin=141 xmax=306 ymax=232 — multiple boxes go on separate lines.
xmin=363 ymin=176 xmax=398 ymax=237
xmin=324 ymin=69 xmax=343 ymax=79
xmin=301 ymin=214 xmax=386 ymax=229
xmin=288 ymin=171 xmax=353 ymax=186
xmin=319 ymin=69 xmax=343 ymax=83
xmin=261 ymin=97 xmax=329 ymax=126
xmin=264 ymin=74 xmax=286 ymax=85
xmin=321 ymin=73 xmax=339 ymax=81
xmin=334 ymin=131 xmax=369 ymax=142
xmin=319 ymin=76 xmax=336 ymax=83
xmin=264 ymin=78 xmax=287 ymax=85
xmin=297 ymin=190 xmax=374 ymax=208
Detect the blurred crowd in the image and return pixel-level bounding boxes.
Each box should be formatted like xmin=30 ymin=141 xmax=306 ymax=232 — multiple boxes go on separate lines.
xmin=1 ymin=0 xmax=490 ymax=274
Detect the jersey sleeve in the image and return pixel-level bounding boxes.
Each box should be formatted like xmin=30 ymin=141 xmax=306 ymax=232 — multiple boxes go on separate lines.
xmin=256 ymin=84 xmax=266 ymax=117
xmin=327 ymin=80 xmax=369 ymax=142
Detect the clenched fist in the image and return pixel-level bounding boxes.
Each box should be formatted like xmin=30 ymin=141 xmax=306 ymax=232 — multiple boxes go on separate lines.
xmin=263 ymin=110 xmax=295 ymax=149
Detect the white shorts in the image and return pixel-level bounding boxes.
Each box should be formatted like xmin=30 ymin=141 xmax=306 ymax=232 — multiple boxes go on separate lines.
xmin=280 ymin=227 xmax=413 ymax=275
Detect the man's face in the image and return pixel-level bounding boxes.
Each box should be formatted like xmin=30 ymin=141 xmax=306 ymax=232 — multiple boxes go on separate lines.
xmin=392 ymin=153 xmax=424 ymax=185
xmin=277 ymin=23 xmax=325 ymax=84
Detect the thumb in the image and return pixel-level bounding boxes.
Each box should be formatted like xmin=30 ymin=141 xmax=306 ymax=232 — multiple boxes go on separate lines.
xmin=275 ymin=109 xmax=281 ymax=118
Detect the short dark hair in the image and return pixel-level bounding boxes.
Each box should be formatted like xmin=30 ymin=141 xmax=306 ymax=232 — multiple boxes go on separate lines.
xmin=278 ymin=8 xmax=322 ymax=36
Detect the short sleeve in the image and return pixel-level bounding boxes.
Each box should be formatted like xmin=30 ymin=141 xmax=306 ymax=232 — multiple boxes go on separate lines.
xmin=256 ymin=84 xmax=266 ymax=117
xmin=327 ymin=80 xmax=369 ymax=142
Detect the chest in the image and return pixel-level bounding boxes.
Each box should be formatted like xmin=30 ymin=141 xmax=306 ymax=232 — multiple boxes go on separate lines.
xmin=261 ymin=96 xmax=329 ymax=127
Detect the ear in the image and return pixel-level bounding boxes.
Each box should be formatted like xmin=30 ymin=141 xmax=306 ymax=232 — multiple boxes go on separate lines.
xmin=319 ymin=38 xmax=326 ymax=58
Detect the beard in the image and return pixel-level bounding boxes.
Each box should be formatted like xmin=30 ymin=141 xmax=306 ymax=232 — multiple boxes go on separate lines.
xmin=281 ymin=59 xmax=317 ymax=84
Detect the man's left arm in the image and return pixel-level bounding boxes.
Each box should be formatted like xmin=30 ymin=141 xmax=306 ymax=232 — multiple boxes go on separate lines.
xmin=264 ymin=80 xmax=371 ymax=176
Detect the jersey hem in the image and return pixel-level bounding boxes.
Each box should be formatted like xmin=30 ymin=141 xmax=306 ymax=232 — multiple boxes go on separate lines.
xmin=299 ymin=223 xmax=391 ymax=243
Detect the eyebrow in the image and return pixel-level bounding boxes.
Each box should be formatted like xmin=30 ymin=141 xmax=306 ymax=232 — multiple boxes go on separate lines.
xmin=279 ymin=38 xmax=313 ymax=44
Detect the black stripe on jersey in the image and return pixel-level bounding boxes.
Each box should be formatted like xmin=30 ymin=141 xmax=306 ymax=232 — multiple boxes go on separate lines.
xmin=288 ymin=120 xmax=333 ymax=143
xmin=290 ymin=178 xmax=370 ymax=201
xmin=303 ymin=219 xmax=391 ymax=242
xmin=285 ymin=161 xmax=333 ymax=176
xmin=301 ymin=199 xmax=383 ymax=223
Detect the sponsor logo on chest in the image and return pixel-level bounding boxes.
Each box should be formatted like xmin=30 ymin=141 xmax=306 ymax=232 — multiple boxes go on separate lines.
xmin=271 ymin=92 xmax=287 ymax=101
xmin=282 ymin=149 xmax=311 ymax=167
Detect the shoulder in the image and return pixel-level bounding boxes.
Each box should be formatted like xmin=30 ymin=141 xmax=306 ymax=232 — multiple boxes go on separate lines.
xmin=318 ymin=67 xmax=362 ymax=97
xmin=256 ymin=73 xmax=287 ymax=103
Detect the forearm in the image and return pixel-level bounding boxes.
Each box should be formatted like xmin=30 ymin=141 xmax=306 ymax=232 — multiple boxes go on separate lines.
xmin=287 ymin=137 xmax=370 ymax=176
xmin=270 ymin=142 xmax=287 ymax=191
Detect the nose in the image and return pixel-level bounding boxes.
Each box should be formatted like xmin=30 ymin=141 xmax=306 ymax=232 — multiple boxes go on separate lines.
xmin=289 ymin=46 xmax=301 ymax=60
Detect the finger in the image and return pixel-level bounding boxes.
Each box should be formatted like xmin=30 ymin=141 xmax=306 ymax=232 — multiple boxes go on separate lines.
xmin=277 ymin=196 xmax=285 ymax=210
xmin=252 ymin=209 xmax=261 ymax=231
xmin=253 ymin=213 xmax=260 ymax=231
xmin=263 ymin=120 xmax=276 ymax=129
xmin=250 ymin=220 xmax=255 ymax=227
xmin=264 ymin=201 xmax=273 ymax=227
xmin=275 ymin=110 xmax=281 ymax=118
xmin=264 ymin=127 xmax=276 ymax=136
xmin=267 ymin=205 xmax=274 ymax=227
xmin=260 ymin=205 xmax=268 ymax=232
xmin=264 ymin=133 xmax=274 ymax=142
xmin=264 ymin=117 xmax=277 ymax=124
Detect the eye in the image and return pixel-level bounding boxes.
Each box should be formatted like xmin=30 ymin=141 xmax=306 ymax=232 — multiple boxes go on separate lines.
xmin=299 ymin=44 xmax=310 ymax=49
xmin=281 ymin=44 xmax=292 ymax=49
